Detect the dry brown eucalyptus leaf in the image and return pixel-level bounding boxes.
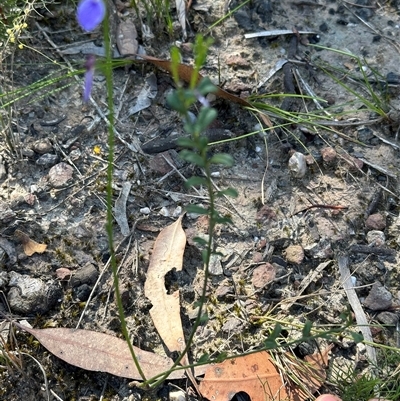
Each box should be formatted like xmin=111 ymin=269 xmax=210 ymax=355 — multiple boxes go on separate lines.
xmin=199 ymin=347 xmax=334 ymax=401
xmin=143 ymin=216 xmax=198 ymax=389
xmin=144 ymin=216 xmax=187 ymax=353
xmin=14 ymin=229 xmax=47 ymax=256
xmin=15 ymin=323 xmax=186 ymax=380
xmin=199 ymin=351 xmax=291 ymax=401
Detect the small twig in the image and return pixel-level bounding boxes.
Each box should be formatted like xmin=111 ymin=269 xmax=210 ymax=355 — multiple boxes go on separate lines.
xmin=337 ymin=254 xmax=377 ymax=367
xmin=349 ymin=244 xmax=396 ymax=257
xmin=293 ymin=203 xmax=348 ymax=216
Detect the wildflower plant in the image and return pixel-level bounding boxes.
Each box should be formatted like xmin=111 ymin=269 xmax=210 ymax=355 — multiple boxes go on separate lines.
xmin=76 ymin=0 xmax=106 ymax=101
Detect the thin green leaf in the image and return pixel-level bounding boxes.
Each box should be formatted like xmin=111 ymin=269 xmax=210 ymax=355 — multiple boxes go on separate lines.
xmin=349 ymin=331 xmax=364 ymax=343
xmin=179 ymin=150 xmax=205 ymax=167
xmin=193 ymin=236 xmax=208 ymax=246
xmin=185 ymin=176 xmax=207 ymax=188
xmin=209 ymin=153 xmax=234 ymax=166
xmin=186 ymin=205 xmax=209 ymax=215
xmin=216 ymin=188 xmax=238 ymax=198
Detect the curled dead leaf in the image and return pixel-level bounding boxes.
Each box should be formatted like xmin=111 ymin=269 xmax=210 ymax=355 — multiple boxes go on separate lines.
xmin=14 ymin=229 xmax=47 ymax=256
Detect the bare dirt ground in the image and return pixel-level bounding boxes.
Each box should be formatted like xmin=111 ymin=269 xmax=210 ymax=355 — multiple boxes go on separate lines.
xmin=0 ymin=0 xmax=400 ymax=400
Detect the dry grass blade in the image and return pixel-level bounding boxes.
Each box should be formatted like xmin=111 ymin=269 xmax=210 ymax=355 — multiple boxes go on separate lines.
xmin=337 ymin=255 xmax=377 ymax=366
xmin=175 ymin=0 xmax=187 ymax=40
xmin=272 ymin=345 xmax=334 ymax=401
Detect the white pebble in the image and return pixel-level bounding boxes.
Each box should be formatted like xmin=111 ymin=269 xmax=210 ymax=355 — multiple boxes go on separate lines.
xmin=159 ymin=207 xmax=169 ymax=217
xmin=140 ymin=207 xmax=151 ymax=214
xmin=288 ymin=152 xmax=307 ymax=178
xmin=172 ymin=206 xmax=182 ymax=217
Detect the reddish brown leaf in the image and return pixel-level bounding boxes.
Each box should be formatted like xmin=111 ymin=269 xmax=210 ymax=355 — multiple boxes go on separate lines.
xmin=138 ymin=54 xmax=273 ymax=128
xmin=199 ymin=351 xmax=291 ymax=401
xmin=199 ymin=347 xmax=333 ymax=401
xmin=16 ymin=324 xmax=186 ymax=380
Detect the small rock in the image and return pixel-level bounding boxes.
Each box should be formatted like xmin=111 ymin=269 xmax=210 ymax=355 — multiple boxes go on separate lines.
xmin=221 ymin=316 xmax=243 ymax=333
xmin=376 ymin=311 xmax=398 ymax=325
xmin=363 ymin=282 xmax=392 ymax=311
xmin=32 ymin=138 xmax=53 ymax=154
xmin=169 ymin=390 xmax=186 ymax=401
xmin=159 ymin=207 xmax=169 ymax=217
xmin=7 ymin=271 xmax=62 ymax=314
xmin=365 ymin=213 xmax=386 ymax=230
xmin=225 ymin=54 xmax=250 ymax=68
xmin=285 ymin=245 xmax=304 ymax=264
xmin=209 ymin=253 xmax=223 ymax=275
xmin=288 ymin=152 xmax=307 ymax=178
xmin=69 ymin=263 xmax=99 ymax=287
xmin=252 ymin=252 xmax=264 ymax=263
xmin=320 ymin=147 xmax=337 ymax=164
xmin=36 ymin=153 xmax=59 ymax=167
xmin=73 ymin=284 xmax=91 ymax=301
xmin=366 ymin=230 xmax=385 ymax=246
xmin=148 ymin=152 xmax=174 ymax=175
xmin=140 ymin=207 xmax=151 ymax=215
xmin=56 ymin=267 xmax=72 ymax=281
xmin=251 ymin=263 xmax=276 ymax=288
xmin=48 ymin=162 xmax=74 ymax=188
xmin=172 ymin=206 xmax=182 ymax=217
xmin=304 ymin=239 xmax=333 ymax=259
xmin=215 ymin=280 xmax=233 ymax=299
xmin=22 ymin=148 xmax=35 ymax=157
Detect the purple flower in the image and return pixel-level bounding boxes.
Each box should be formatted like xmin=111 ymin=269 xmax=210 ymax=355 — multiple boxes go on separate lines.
xmin=77 ymin=0 xmax=106 ymax=32
xmin=83 ymin=54 xmax=96 ymax=102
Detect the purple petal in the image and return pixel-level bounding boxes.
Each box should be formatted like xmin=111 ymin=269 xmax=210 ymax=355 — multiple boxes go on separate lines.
xmin=83 ymin=66 xmax=94 ymax=102
xmin=77 ymin=0 xmax=106 ymax=32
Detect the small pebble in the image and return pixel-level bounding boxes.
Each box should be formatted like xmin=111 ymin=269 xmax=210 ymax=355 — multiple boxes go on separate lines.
xmin=36 ymin=153 xmax=59 ymax=167
xmin=172 ymin=206 xmax=182 ymax=217
xmin=140 ymin=207 xmax=151 ymax=214
xmin=376 ymin=311 xmax=398 ymax=325
xmin=48 ymin=162 xmax=74 ymax=188
xmin=251 ymin=263 xmax=276 ymax=288
xmin=159 ymin=207 xmax=169 ymax=217
xmin=365 ymin=213 xmax=386 ymax=230
xmin=320 ymin=147 xmax=337 ymax=164
xmin=363 ymin=282 xmax=392 ymax=311
xmin=285 ymin=245 xmax=304 ymax=264
xmin=288 ymin=152 xmax=307 ymax=178
xmin=366 ymin=230 xmax=385 ymax=246
xmin=32 ymin=139 xmax=53 ymax=154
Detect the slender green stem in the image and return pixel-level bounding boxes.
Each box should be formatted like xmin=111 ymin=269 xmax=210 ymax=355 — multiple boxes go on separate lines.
xmin=103 ymin=7 xmax=147 ymax=382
